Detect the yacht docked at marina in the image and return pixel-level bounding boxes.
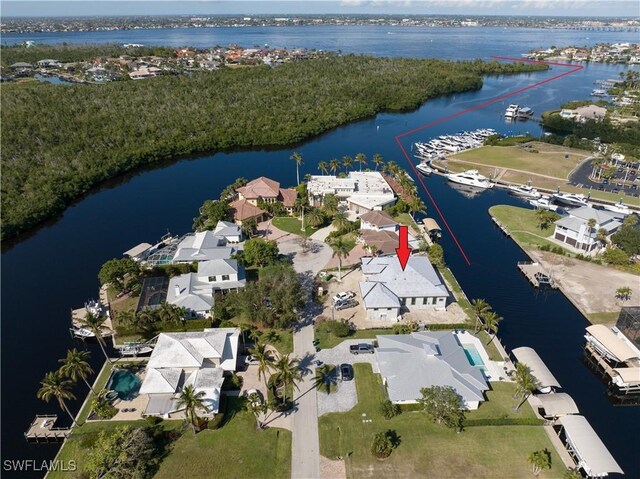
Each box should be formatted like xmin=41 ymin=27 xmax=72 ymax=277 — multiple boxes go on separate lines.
xmin=504 ymin=104 xmax=519 ymax=119
xmin=508 ymin=183 xmax=541 ymax=199
xmin=529 ymin=195 xmax=559 ymax=212
xmin=446 ymin=169 xmax=494 ymax=189
xmin=413 ymin=128 xmax=496 ymax=161
xmin=552 ymin=192 xmax=589 ymax=208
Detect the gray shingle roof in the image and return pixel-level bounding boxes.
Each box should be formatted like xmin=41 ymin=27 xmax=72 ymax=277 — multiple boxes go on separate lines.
xmin=360 ymin=282 xmax=401 ymax=308
xmin=376 ymin=332 xmax=488 ymax=404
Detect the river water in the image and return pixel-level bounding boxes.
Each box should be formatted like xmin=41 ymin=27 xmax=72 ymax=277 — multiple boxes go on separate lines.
xmin=2 ymin=26 xmax=639 ymax=478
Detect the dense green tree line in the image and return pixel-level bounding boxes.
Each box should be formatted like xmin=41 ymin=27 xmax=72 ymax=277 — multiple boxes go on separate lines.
xmin=1 ymin=44 xmax=177 ymax=66
xmin=1 ymin=52 xmax=546 ymax=240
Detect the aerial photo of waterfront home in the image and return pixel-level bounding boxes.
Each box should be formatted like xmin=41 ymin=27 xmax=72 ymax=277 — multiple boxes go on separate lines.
xmin=6 ymin=3 xmax=640 ymax=479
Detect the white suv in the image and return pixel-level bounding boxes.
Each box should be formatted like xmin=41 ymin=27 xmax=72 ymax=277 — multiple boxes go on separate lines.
xmin=332 ymin=291 xmax=355 ymax=303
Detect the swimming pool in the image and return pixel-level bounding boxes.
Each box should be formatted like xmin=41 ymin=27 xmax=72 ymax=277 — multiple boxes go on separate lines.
xmin=107 ymin=368 xmax=142 ymax=400
xmin=463 ymin=345 xmax=486 ymax=368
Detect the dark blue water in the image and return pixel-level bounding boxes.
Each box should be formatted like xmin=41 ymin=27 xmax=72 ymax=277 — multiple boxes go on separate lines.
xmin=2 ymin=26 xmax=639 ymax=478
xmin=3 ymin=25 xmax=639 ymax=61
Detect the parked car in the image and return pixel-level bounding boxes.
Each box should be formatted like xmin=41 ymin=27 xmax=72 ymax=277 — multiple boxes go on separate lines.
xmin=244 ymin=355 xmax=258 ymax=365
xmin=349 ymin=343 xmax=374 ymax=354
xmin=340 ymin=363 xmax=354 ymax=381
xmin=335 ymin=299 xmax=359 ymax=311
xmin=332 ymin=291 xmax=356 ymax=303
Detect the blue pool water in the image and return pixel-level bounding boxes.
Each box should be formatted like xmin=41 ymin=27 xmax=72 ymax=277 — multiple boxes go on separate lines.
xmin=107 ymin=369 xmax=141 ymax=400
xmin=463 ymin=346 xmax=485 ymax=368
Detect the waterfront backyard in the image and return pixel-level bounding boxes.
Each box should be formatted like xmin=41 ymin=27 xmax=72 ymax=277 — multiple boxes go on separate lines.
xmin=318 ymin=364 xmax=564 ymax=479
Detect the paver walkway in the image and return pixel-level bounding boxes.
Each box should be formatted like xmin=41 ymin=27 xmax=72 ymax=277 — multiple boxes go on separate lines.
xmin=291 ymin=323 xmax=320 ymax=479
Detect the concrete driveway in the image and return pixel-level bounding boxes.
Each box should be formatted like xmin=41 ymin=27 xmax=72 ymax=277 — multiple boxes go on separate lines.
xmin=315 ymin=340 xmax=379 ymax=373
xmin=279 ymin=238 xmax=333 ymax=277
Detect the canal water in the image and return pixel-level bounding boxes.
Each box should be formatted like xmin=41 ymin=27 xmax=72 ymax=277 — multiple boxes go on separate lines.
xmin=2 ymin=26 xmax=639 ymax=478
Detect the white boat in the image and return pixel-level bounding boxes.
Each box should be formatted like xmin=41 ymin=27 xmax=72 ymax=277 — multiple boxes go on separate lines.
xmin=119 ymin=342 xmax=153 ymax=356
xmin=504 ymin=104 xmax=520 ymax=119
xmin=591 ymin=89 xmax=607 ymax=96
xmin=446 ymin=169 xmax=494 ymax=189
xmin=415 ymin=163 xmax=433 ymax=176
xmin=70 ymin=327 xmax=96 ymax=339
xmin=508 ymin=184 xmax=541 ymax=199
xmin=529 ymin=196 xmax=558 ymax=212
xmin=552 ymin=192 xmax=589 ymax=207
xmin=602 ymin=201 xmax=631 ymax=216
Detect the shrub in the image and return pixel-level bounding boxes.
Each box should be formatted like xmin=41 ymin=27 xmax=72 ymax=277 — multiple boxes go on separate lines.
xmin=371 ymin=431 xmax=393 ymax=458
xmin=602 ymin=247 xmax=630 ymax=266
xmin=325 ymin=319 xmax=350 ymax=337
xmin=398 ymin=403 xmax=423 ymax=412
xmin=380 ymin=400 xmax=401 ymax=420
xmin=145 ymin=416 xmax=163 ymax=426
xmin=222 ymin=373 xmax=243 ymax=391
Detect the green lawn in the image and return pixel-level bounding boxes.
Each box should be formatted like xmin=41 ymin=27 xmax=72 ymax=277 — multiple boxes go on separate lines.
xmin=319 ymin=364 xmax=564 ymax=479
xmin=476 ymin=331 xmax=504 ymax=361
xmin=116 ymin=318 xmax=212 ymax=344
xmin=393 ymin=212 xmax=420 ymax=233
xmin=440 ymin=267 xmax=475 ymax=322
xmin=155 ymin=398 xmax=291 ymax=479
xmin=50 ymin=420 xmax=183 ymax=479
xmin=452 ymin=143 xmax=585 ymax=179
xmin=315 ymin=325 xmax=393 ymax=350
xmin=76 ymin=361 xmax=114 ymax=424
xmin=268 ymin=328 xmax=294 ymax=355
xmin=272 ymin=216 xmax=316 ymax=237
xmin=587 ymin=312 xmax=621 ymax=325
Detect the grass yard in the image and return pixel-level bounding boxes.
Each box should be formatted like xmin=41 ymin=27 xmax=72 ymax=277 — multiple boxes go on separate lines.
xmin=116 ymin=318 xmax=212 ymax=344
xmin=452 ymin=143 xmax=586 ymax=180
xmin=476 ymin=331 xmax=504 ymax=361
xmin=319 ymin=364 xmax=564 ymax=479
xmin=587 ymin=311 xmax=621 ymax=325
xmin=272 ymin=216 xmax=316 ymax=237
xmin=155 ymin=398 xmax=291 ymax=479
xmin=393 ymin=212 xmax=421 ymax=233
xmin=440 ymin=267 xmax=475 ymax=322
xmin=489 ymin=205 xmax=573 ymax=253
xmin=315 ymin=325 xmax=393 ymax=350
xmin=50 ymin=419 xmax=183 ymax=479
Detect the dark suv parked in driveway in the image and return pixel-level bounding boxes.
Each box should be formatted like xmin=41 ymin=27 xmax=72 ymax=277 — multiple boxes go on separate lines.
xmin=340 ymin=363 xmax=354 ymax=381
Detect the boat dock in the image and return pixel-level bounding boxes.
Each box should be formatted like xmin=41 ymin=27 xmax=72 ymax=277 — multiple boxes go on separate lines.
xmin=24 ymin=415 xmax=70 ymax=442
xmin=517 ymin=261 xmax=558 ymax=288
xmin=491 ymin=217 xmax=511 ymax=237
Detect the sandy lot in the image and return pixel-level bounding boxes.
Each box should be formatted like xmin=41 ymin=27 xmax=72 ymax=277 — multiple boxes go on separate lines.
xmin=530 ymin=250 xmax=640 ymax=316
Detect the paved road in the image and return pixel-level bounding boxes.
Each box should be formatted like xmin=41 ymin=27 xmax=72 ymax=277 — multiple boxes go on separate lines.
xmin=291 ymin=323 xmax=320 ymax=479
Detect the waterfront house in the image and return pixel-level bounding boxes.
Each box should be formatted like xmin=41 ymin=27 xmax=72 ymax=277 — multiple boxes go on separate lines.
xmin=36 ymin=59 xmax=62 ymax=68
xmin=166 ymin=273 xmax=215 ymax=318
xmin=358 ymin=229 xmax=419 ymax=257
xmin=560 ymin=109 xmax=577 ymax=120
xmin=139 ymin=328 xmax=239 ymax=418
xmin=553 ymin=206 xmax=623 ymax=252
xmin=575 ymin=104 xmax=607 ymax=123
xmin=213 ymin=220 xmax=243 ymax=243
xmin=359 ymin=256 xmax=449 ymax=321
xmin=236 ymin=176 xmax=298 ymax=214
xmin=172 ymin=230 xmax=239 ymax=263
xmin=229 ymin=198 xmax=267 ymax=225
xmin=375 ymin=331 xmax=489 ymax=408
xmin=359 ymin=210 xmax=398 ymax=233
xmin=196 ymin=258 xmax=246 ymax=291
xmin=307 ymin=171 xmax=396 ymax=214
xmin=10 ymin=62 xmax=33 ymax=71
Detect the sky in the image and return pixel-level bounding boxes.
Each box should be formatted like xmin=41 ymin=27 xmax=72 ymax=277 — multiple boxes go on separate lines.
xmin=2 ymin=1 xmax=639 ymax=18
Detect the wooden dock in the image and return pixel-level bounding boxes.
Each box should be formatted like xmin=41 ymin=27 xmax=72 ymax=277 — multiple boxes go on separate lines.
xmin=517 ymin=261 xmax=558 ymax=288
xmin=24 ymin=415 xmax=70 ymax=442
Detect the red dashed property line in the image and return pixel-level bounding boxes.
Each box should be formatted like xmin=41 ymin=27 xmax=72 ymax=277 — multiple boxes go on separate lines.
xmin=394 ymin=57 xmax=584 ymax=266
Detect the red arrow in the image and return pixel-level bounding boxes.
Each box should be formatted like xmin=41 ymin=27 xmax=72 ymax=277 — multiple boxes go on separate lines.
xmin=395 ymin=225 xmax=411 ymax=271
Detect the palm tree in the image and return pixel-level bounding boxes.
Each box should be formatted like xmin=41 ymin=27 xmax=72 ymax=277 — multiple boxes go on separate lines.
xmin=290 ymin=152 xmax=303 ymax=186
xmin=306 ymin=207 xmax=325 ymax=228
xmin=586 ymin=217 xmax=596 ymax=251
xmin=408 ymin=194 xmax=426 ymax=220
xmin=59 ymin=349 xmax=95 ymax=394
xmin=314 ymin=365 xmax=338 ymax=395
xmin=250 ymin=341 xmax=275 ymax=390
xmin=596 ymin=227 xmax=608 ymax=244
xmin=37 ymin=371 xmax=78 ymax=426
xmin=330 ymin=236 xmax=351 ymax=281
xmin=355 ymin=153 xmax=367 ymax=171
xmin=341 ymin=155 xmax=353 ymax=173
xmin=332 ymin=211 xmax=350 ymax=230
xmin=387 ymin=161 xmax=400 ymax=177
xmin=481 ymin=311 xmax=502 ymax=344
xmin=272 ymin=354 xmax=302 ymax=403
xmin=80 ymin=312 xmax=112 ymax=364
xmin=471 ymin=299 xmax=492 ymax=333
xmin=317 ymin=161 xmax=329 ymax=176
xmin=241 ymin=218 xmax=258 ymax=238
xmin=615 ymin=286 xmax=632 ymax=303
xmin=176 ymin=384 xmax=209 ymax=433
xmin=372 ymin=153 xmax=384 ymax=171
xmin=116 ymin=309 xmax=136 ymax=329
xmin=329 ymin=158 xmax=340 ymax=175
xmin=246 ymin=393 xmax=267 ymax=429
xmin=513 ymin=362 xmax=540 ymax=411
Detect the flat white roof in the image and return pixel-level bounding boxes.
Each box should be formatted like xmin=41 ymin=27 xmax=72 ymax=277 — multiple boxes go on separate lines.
xmin=512 ymin=347 xmax=561 ymax=389
xmin=124 ymin=243 xmax=152 ymax=258
xmin=535 ymin=393 xmax=579 ymax=417
xmin=559 ymin=415 xmax=623 ymax=476
xmin=586 ymin=325 xmax=639 ymax=363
